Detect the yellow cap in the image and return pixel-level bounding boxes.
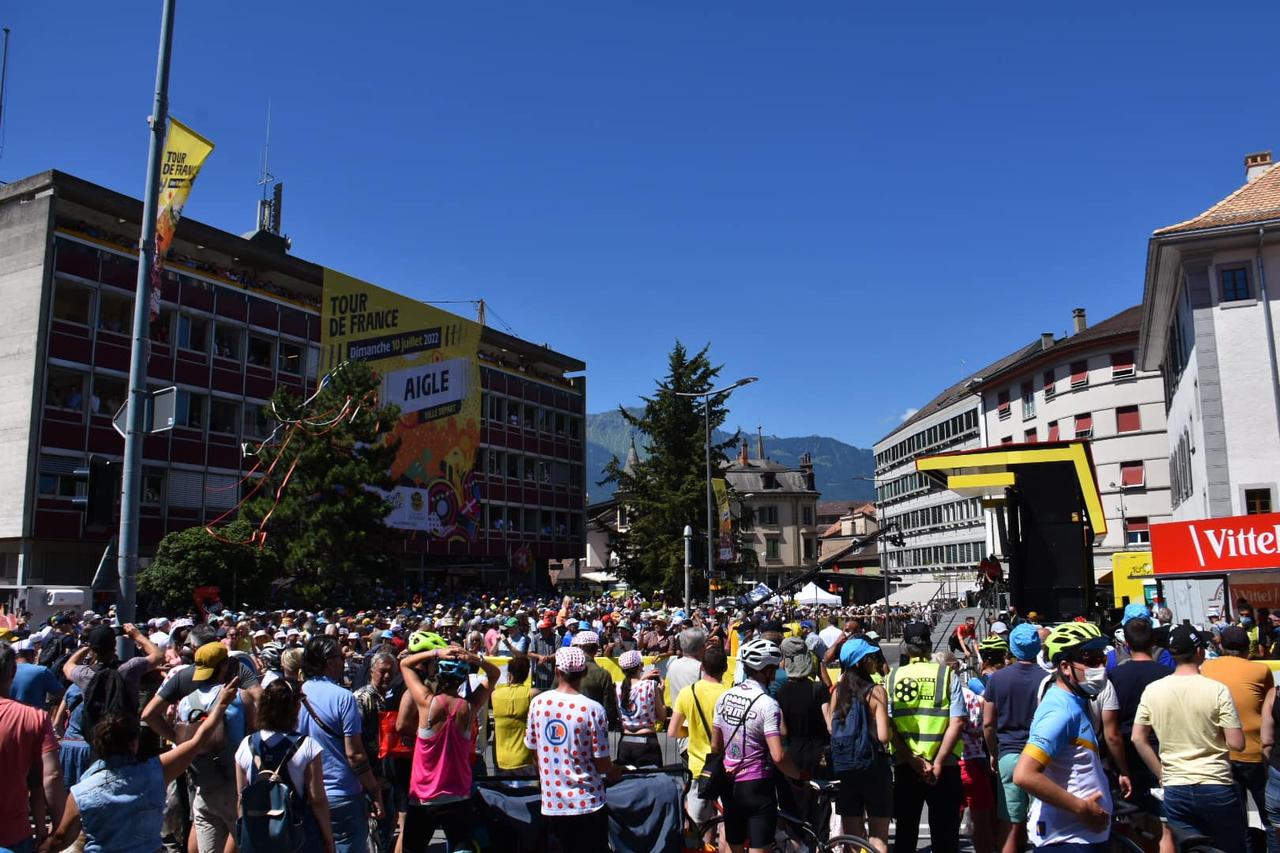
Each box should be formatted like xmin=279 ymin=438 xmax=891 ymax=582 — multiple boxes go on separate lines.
xmin=193 ymin=642 xmax=228 ymax=682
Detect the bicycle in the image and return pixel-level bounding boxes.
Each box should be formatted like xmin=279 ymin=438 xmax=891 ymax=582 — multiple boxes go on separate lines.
xmin=807 ymin=779 xmax=878 ymax=853
xmin=685 ymin=779 xmax=876 ymax=853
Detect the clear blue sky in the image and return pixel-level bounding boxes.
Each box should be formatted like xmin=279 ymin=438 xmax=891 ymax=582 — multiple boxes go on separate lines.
xmin=4 ymin=3 xmax=1278 ymax=448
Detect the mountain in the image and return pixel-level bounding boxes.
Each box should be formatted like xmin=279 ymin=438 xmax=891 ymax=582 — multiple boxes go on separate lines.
xmin=586 ymin=409 xmax=877 ymax=504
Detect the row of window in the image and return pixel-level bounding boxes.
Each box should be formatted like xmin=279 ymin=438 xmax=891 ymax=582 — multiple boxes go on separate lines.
xmin=876 ymin=472 xmax=933 ymax=504
xmin=876 ymin=409 xmax=980 ymax=470
xmin=1170 ymin=428 xmax=1195 ymax=507
xmin=484 ymin=504 xmax=583 ymax=538
xmin=481 ymin=392 xmax=582 ymax=441
xmin=756 ymin=536 xmax=817 ymax=561
xmin=482 ymin=448 xmax=583 ymax=488
xmin=995 ymin=352 xmax=1136 ymax=422
xmin=999 ymin=405 xmax=1144 ymax=444
xmin=740 ymin=503 xmax=814 ymax=530
xmin=1163 ymin=294 xmax=1195 ymax=409
xmin=890 ymin=498 xmax=984 ymax=534
xmin=886 ymin=540 xmax=987 ymax=570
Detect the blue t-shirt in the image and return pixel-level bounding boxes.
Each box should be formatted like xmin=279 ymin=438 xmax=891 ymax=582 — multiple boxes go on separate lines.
xmin=1024 ymin=686 xmax=1112 ymax=847
xmin=983 ymin=661 xmax=1044 ymax=757
xmin=298 ymin=677 xmax=363 ymax=799
xmin=12 ymin=663 xmax=64 ymax=708
xmin=1106 ymin=647 xmax=1174 ymax=671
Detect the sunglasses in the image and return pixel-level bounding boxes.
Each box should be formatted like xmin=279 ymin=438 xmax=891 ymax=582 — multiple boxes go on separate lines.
xmin=1071 ymin=650 xmax=1106 ymax=667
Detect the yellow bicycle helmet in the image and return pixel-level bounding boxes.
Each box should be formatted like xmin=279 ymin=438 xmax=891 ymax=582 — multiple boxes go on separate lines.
xmin=979 ymin=635 xmax=1009 ymax=653
xmin=1043 ymin=621 xmax=1106 ymax=663
xmin=408 ymin=630 xmax=449 ymax=653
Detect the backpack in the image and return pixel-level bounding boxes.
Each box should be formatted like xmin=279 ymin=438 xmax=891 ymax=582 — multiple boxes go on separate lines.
xmin=235 ymin=732 xmax=308 ymax=853
xmin=176 ymin=685 xmax=236 ymax=785
xmin=830 ymin=693 xmax=880 ymax=773
xmin=81 ymin=662 xmax=137 ymax=740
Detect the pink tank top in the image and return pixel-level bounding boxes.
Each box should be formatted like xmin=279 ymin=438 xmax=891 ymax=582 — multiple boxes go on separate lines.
xmin=409 ymin=696 xmax=473 ymax=801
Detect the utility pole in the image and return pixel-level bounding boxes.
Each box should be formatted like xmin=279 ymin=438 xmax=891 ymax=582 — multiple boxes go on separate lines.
xmin=117 ymin=0 xmax=177 ymax=648
xmin=683 ymin=525 xmax=693 ymax=614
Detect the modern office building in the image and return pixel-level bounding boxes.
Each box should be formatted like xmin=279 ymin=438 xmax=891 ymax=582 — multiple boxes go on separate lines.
xmin=0 ymin=169 xmax=586 ymax=597
xmin=975 ymin=306 xmax=1172 ymax=575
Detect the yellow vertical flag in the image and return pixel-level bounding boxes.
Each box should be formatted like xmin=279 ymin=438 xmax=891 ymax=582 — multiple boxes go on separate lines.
xmin=712 ymin=478 xmax=734 ymax=564
xmin=150 ymin=118 xmax=214 ymax=318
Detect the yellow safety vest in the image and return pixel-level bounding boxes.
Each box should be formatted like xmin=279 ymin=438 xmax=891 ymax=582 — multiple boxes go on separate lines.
xmin=887 ymin=660 xmax=962 ymax=761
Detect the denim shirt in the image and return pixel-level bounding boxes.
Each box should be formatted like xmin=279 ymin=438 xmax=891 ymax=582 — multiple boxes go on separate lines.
xmin=71 ymin=756 xmax=166 ymax=853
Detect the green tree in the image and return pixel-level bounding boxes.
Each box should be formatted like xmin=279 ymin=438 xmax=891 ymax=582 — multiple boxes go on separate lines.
xmin=240 ymin=360 xmax=402 ymax=603
xmin=603 ymin=342 xmax=739 ymax=596
xmin=139 ymin=519 xmax=280 ymax=613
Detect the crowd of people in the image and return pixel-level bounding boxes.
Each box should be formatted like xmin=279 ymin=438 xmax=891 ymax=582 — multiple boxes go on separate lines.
xmin=0 ymin=589 xmax=1269 ymax=852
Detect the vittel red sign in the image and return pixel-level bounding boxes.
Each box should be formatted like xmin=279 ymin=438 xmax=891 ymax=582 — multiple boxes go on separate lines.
xmin=1151 ymin=512 xmax=1280 ymax=574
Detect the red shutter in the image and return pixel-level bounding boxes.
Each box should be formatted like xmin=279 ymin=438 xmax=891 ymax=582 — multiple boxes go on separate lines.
xmin=1043 ymin=369 xmax=1056 ymax=397
xmin=1000 ymin=436 xmax=1013 ymax=445
xmin=1071 ymin=361 xmax=1089 ymax=386
xmin=1111 ymin=351 xmax=1135 ymax=378
xmin=1024 ymin=429 xmax=1037 ymax=443
xmin=1125 ymin=516 xmax=1149 ymax=533
xmin=1116 ymin=405 xmax=1141 ymax=433
xmin=1047 ymin=421 xmax=1060 ymax=442
xmin=1120 ymin=461 xmax=1145 ymax=488
xmin=997 ymin=390 xmax=1010 ymax=418
xmin=1074 ymin=412 xmax=1093 ymax=436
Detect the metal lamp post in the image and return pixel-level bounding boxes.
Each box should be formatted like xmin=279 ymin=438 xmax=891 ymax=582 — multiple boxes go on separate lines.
xmin=676 ymin=376 xmax=758 ymax=613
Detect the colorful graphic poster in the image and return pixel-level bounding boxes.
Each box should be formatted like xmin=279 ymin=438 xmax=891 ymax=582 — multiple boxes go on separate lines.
xmin=321 ymin=269 xmax=483 ymax=542
xmin=151 ymin=118 xmax=214 ymax=319
xmin=713 ymin=478 xmax=734 ymax=564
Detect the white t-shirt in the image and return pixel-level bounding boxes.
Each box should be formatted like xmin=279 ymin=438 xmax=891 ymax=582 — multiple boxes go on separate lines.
xmin=665 ymin=657 xmax=702 ymax=705
xmin=234 ymin=730 xmax=323 ymax=793
xmin=818 ymin=625 xmax=843 ymax=650
xmin=524 ymin=689 xmax=611 ymax=815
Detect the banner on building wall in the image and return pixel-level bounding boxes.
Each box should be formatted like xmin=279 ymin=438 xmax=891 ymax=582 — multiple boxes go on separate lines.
xmin=713 ymin=478 xmax=734 ymax=563
xmin=321 ymin=269 xmax=483 ymax=542
xmin=150 ymin=118 xmax=215 ymax=319
xmin=1151 ymin=511 xmax=1280 ymax=575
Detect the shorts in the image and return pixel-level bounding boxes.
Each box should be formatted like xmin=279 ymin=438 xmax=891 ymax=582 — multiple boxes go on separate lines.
xmin=835 ymin=757 xmax=893 ymax=819
xmin=997 ymin=753 xmax=1030 ymax=824
xmin=723 ymin=778 xmax=777 ymax=849
xmin=686 ymin=785 xmax=719 ymax=824
xmin=192 ymin=784 xmax=237 ymax=853
xmin=543 ymin=807 xmax=609 ymax=850
xmin=959 ymin=759 xmax=996 ymax=812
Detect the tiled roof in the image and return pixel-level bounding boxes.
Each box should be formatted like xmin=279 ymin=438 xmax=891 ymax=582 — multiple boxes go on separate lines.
xmin=972 ymin=305 xmax=1142 ymax=390
xmin=817 ymin=500 xmax=853 ymax=517
xmin=1156 ymin=163 xmax=1280 ymax=235
xmin=820 ymin=521 xmax=843 ymax=538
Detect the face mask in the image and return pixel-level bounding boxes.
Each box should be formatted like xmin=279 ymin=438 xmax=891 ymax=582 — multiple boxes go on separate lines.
xmin=1243 ymin=617 xmax=1254 ymax=626
xmin=1074 ymin=665 xmax=1108 ymax=697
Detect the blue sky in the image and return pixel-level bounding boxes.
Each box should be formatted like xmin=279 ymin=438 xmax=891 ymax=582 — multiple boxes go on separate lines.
xmin=4 ymin=3 xmax=1279 ymax=448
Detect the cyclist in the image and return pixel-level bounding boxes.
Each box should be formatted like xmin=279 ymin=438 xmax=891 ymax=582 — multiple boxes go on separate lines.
xmin=1012 ymin=621 xmax=1112 ymax=852
xmin=711 ymin=637 xmax=808 ymax=853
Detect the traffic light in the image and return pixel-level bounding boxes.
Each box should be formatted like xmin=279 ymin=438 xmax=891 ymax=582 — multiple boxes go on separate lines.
xmin=72 ymin=456 xmax=118 ymax=530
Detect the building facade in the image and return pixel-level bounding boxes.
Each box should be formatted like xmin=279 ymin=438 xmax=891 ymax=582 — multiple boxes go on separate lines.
xmin=976 ymin=306 xmax=1173 ymax=573
xmin=723 ymin=440 xmax=821 ymax=588
xmin=1140 ymin=150 xmax=1280 ymax=523
xmin=0 ymin=170 xmax=586 ymax=597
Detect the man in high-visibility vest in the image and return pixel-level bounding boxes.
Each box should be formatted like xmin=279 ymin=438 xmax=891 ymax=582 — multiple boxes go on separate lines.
xmin=887 ymin=620 xmax=967 ymax=853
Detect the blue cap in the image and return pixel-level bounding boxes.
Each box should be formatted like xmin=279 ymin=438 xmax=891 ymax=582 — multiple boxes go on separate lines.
xmin=1121 ymin=602 xmax=1150 ymax=626
xmin=1009 ymin=623 xmax=1041 ymax=660
xmin=578 ymin=620 xmax=591 ymax=630
xmin=839 ymin=638 xmax=877 ymax=668
xmin=800 ymin=620 xmax=816 ymax=630
xmin=380 ymin=630 xmax=394 ymax=639
xmin=967 ymin=676 xmax=986 ymax=696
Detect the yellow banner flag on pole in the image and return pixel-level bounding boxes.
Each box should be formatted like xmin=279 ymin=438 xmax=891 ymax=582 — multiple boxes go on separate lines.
xmin=150 ymin=117 xmax=214 ymax=318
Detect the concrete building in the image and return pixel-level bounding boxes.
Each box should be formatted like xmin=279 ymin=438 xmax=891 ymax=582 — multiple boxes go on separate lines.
xmin=976 ymin=306 xmax=1172 ymax=574
xmin=1140 ymin=151 xmax=1280 ymax=523
xmin=723 ymin=438 xmax=821 ymax=588
xmin=0 ymin=170 xmax=586 ymax=598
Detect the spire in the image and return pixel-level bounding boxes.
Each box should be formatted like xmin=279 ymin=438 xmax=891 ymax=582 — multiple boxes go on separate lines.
xmin=623 ymin=437 xmax=640 ymax=476
xmin=756 ymin=425 xmax=765 ymax=461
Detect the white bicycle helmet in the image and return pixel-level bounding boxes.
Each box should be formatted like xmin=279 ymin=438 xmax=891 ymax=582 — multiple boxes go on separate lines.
xmin=739 ymin=638 xmax=783 ymax=672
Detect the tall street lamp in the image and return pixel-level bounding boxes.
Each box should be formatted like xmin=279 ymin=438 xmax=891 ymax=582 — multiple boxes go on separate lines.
xmin=676 ymin=376 xmax=758 ymax=613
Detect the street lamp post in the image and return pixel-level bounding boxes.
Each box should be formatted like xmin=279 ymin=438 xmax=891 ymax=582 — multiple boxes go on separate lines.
xmin=676 ymin=377 xmax=758 ymax=613
xmin=683 ymin=525 xmax=694 ymax=614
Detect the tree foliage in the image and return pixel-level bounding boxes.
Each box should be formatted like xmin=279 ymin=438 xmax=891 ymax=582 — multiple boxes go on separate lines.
xmin=139 ymin=519 xmax=280 ymax=614
xmin=603 ymin=342 xmax=740 ymax=596
xmin=240 ymin=360 xmax=402 ymax=604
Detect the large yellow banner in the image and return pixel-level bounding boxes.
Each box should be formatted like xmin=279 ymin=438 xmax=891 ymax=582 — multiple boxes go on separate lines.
xmin=150 ymin=118 xmax=214 ymax=317
xmin=321 ymin=269 xmax=484 ymax=542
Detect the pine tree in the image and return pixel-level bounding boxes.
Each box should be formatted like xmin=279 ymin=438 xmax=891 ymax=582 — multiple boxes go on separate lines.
xmin=240 ymin=360 xmax=402 ymax=604
xmin=603 ymin=342 xmax=739 ymax=597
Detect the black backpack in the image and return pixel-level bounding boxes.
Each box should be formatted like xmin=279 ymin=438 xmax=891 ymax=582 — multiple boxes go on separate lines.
xmin=81 ymin=662 xmax=138 ymax=740
xmin=236 ymin=732 xmax=307 ymax=853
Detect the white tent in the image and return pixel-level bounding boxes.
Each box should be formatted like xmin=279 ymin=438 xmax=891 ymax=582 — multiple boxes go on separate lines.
xmin=792 ymin=582 xmax=841 ymax=606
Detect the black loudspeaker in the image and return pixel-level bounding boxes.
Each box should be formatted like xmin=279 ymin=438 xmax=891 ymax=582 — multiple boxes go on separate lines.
xmin=1006 ymin=462 xmax=1095 ymax=621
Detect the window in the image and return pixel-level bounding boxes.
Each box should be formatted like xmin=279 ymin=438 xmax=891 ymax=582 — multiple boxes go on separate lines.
xmin=52 ymin=279 xmax=92 ymax=325
xmin=174 ymin=390 xmax=206 ymax=429
xmin=803 ymin=537 xmax=815 ymax=560
xmin=802 ymin=505 xmax=814 ymax=525
xmin=150 ymin=309 xmax=172 ymax=345
xmin=757 ymin=505 xmax=779 ymax=526
xmin=1246 ymin=488 xmax=1274 ymax=515
xmin=765 ymin=538 xmax=781 ymax=560
xmin=1074 ymin=412 xmax=1093 ymax=438
xmin=1120 ymin=461 xmax=1145 ymax=489
xmin=1116 ymin=405 xmax=1142 ymax=433
xmin=523 ymin=404 xmax=535 ymax=430
xmin=506 ymin=453 xmax=520 ymax=479
xmin=213 ymin=325 xmax=242 ymax=361
xmin=47 ymin=369 xmax=87 ymax=414
xmin=1047 ymin=420 xmax=1060 ymax=442
xmin=247 ymin=337 xmax=273 ymax=368
xmin=536 ymin=408 xmax=549 ymax=433
xmin=488 ymin=395 xmax=505 ymax=424
xmin=141 ymin=469 xmax=165 ymax=505
xmin=1000 ymin=436 xmax=1013 ymax=445
xmin=554 ymin=412 xmax=566 ymax=436
xmin=1221 ymin=267 xmax=1251 ymax=302
xmin=278 ymin=342 xmax=303 ymax=375
xmin=167 ymin=470 xmax=203 ymax=508
xmin=1111 ymin=351 xmax=1135 ymax=379
xmin=997 ymin=390 xmax=1010 ymax=420
xmin=1125 ymin=516 xmax=1150 ymax=546
xmin=568 ymin=416 xmax=581 ymax=441
xmin=176 ymin=314 xmax=208 ymax=352
xmin=1070 ymin=360 xmax=1089 ymax=388
xmin=537 ymin=460 xmax=551 ymax=484
xmin=38 ymin=455 xmax=85 ymax=498
xmin=97 ymin=291 xmax=133 ymax=335
xmin=523 ymin=457 xmax=536 ymax=481
xmin=243 ymin=404 xmax=272 ymax=438
xmin=1024 ymin=428 xmax=1037 ymax=443
xmin=1021 ymin=382 xmax=1035 ymax=419
xmin=91 ymin=374 xmax=127 ymax=417
xmin=209 ymin=398 xmax=239 ymax=434
xmin=1043 ymin=369 xmax=1057 ymax=399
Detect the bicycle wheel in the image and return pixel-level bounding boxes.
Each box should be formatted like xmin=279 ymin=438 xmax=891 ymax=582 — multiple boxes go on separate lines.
xmin=775 ymin=811 xmax=821 ymax=853
xmin=1109 ymin=836 xmax=1144 ymax=853
xmin=826 ymin=834 xmax=877 ymax=853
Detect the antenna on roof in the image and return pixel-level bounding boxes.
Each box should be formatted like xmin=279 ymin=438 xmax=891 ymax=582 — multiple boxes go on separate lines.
xmin=255 ymin=99 xmax=285 ymax=236
xmin=0 ymin=28 xmax=11 ymax=160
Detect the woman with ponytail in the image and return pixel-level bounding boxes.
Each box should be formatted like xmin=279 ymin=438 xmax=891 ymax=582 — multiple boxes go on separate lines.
xmin=615 ymin=650 xmax=664 ymax=767
xmin=825 ymin=640 xmax=892 ymax=853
